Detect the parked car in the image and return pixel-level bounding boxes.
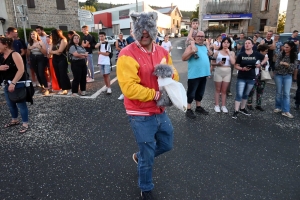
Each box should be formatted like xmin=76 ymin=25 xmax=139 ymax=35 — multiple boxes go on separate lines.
xmin=175 ymin=33 xmax=181 ymax=38
xmin=169 ymin=33 xmax=175 ymax=38
xmin=279 ymin=33 xmax=300 ymax=42
xmin=105 ymin=36 xmax=116 ymax=46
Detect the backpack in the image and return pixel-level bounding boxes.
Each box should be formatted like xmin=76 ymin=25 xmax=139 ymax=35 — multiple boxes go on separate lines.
xmin=90 ymin=34 xmax=97 ymax=49
xmin=103 ymin=42 xmax=113 ymax=59
xmin=67 ymin=45 xmax=77 ymax=62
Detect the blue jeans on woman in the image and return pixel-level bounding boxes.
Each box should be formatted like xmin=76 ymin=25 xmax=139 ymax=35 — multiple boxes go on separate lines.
xmin=275 ymin=74 xmax=292 ymax=112
xmin=235 ymin=78 xmax=255 ymax=101
xmin=128 ymin=112 xmax=174 ymax=192
xmin=4 ymin=83 xmax=29 ymax=123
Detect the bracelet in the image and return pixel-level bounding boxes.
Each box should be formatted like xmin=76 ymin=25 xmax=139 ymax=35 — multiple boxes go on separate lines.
xmin=11 ymin=82 xmax=16 ymax=85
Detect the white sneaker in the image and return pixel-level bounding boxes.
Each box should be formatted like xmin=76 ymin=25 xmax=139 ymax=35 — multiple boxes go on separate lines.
xmin=282 ymin=112 xmax=294 ymax=118
xmin=214 ymin=105 xmax=221 ymax=113
xmin=87 ymin=78 xmax=94 ymax=83
xmin=72 ymin=93 xmax=80 ymax=97
xmin=221 ymin=106 xmax=228 ymax=113
xmin=118 ymin=94 xmax=124 ymax=100
xmin=81 ymin=91 xmax=86 ymax=96
xmin=103 ymin=87 xmax=108 ymax=92
xmin=274 ymin=108 xmax=282 ymax=113
xmin=107 ymin=88 xmax=112 ymax=94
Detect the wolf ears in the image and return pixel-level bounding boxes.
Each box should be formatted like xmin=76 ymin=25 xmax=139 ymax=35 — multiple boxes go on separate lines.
xmin=130 ymin=12 xmax=158 ymax=23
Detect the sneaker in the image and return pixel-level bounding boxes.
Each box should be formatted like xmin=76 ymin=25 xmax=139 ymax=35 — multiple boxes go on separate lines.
xmin=87 ymin=78 xmax=94 ymax=83
xmin=186 ymin=109 xmax=196 ymax=119
xmin=282 ymin=112 xmax=294 ymax=118
xmin=106 ymin=88 xmax=112 ymax=94
xmin=195 ymin=106 xmax=209 ymax=115
xmin=239 ymin=108 xmax=251 ymax=116
xmin=58 ymin=90 xmax=68 ymax=95
xmin=103 ymin=87 xmax=108 ymax=92
xmin=81 ymin=91 xmax=86 ymax=96
xmin=214 ymin=105 xmax=221 ymax=113
xmin=274 ymin=108 xmax=282 ymax=113
xmin=247 ymin=105 xmax=254 ymax=110
xmin=221 ymin=106 xmax=228 ymax=113
xmin=227 ymin=92 xmax=232 ymax=96
xmin=118 ymin=94 xmax=124 ymax=100
xmin=232 ymin=111 xmax=239 ymax=119
xmin=43 ymin=89 xmax=49 ymax=96
xmin=141 ymin=191 xmax=154 ymax=200
xmin=193 ymin=53 xmax=199 ymax=59
xmin=132 ymin=153 xmax=138 ymax=164
xmin=72 ymin=93 xmax=80 ymax=97
xmin=255 ymin=106 xmax=264 ymax=111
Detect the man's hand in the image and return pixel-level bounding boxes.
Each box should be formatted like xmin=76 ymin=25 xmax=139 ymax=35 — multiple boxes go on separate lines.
xmin=156 ymin=88 xmax=172 ymax=107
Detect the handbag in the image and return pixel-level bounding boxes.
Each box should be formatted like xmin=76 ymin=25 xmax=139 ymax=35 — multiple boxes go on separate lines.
xmin=261 ymin=70 xmax=272 ymax=81
xmin=8 ymin=84 xmax=27 ymax=103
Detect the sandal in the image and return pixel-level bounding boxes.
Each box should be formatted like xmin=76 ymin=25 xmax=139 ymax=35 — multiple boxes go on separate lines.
xmin=4 ymin=121 xmax=20 ymax=128
xmin=19 ymin=125 xmax=29 ymax=134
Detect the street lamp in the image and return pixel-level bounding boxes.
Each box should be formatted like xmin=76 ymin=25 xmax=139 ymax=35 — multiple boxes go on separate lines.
xmin=16 ymin=5 xmax=28 ymax=43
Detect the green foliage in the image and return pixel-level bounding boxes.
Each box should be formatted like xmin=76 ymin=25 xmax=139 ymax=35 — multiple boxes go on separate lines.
xmin=82 ymin=5 xmax=96 ymax=12
xmin=181 ymin=29 xmax=188 ymax=33
xmin=184 ymin=32 xmax=188 ymax=36
xmin=277 ymin=12 xmax=286 ymax=34
xmin=181 ymin=10 xmax=193 ymax=18
xmin=190 ymin=4 xmax=199 ymax=21
xmin=204 ymin=25 xmax=227 ymax=38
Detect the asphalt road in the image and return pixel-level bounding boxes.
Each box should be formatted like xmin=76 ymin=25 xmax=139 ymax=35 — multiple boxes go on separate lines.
xmin=0 ymin=38 xmax=299 ymax=200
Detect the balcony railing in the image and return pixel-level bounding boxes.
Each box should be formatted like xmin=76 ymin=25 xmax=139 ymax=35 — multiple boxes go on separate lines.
xmin=206 ymin=0 xmax=250 ymax=14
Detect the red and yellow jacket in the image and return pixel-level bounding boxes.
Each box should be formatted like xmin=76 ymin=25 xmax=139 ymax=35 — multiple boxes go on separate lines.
xmin=117 ymin=42 xmax=179 ymax=116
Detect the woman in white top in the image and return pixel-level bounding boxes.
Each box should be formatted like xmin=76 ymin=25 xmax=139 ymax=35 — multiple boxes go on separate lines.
xmin=213 ymin=35 xmax=222 ymax=53
xmin=161 ymin=35 xmax=172 ymax=56
xmin=211 ymin=37 xmax=236 ymax=113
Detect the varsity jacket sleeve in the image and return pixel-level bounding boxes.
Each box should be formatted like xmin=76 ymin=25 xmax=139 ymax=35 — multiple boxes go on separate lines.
xmin=167 ymin=54 xmax=179 ymax=81
xmin=117 ymin=55 xmax=158 ymax=102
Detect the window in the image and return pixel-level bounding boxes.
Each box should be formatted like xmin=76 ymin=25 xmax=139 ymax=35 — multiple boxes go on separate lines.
xmin=27 ymin=0 xmax=35 ymax=8
xmin=173 ymin=19 xmax=175 ymax=25
xmin=259 ymin=19 xmax=267 ymax=31
xmin=56 ymin=0 xmax=65 ymax=10
xmin=59 ymin=25 xmax=68 ymax=31
xmin=261 ymin=0 xmax=270 ymax=11
xmin=230 ymin=23 xmax=239 ymax=30
xmin=31 ymin=25 xmax=38 ymax=29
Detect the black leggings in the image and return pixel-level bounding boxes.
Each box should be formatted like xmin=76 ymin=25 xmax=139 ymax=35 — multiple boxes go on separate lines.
xmin=52 ymin=55 xmax=71 ymax=90
xmin=71 ymin=59 xmax=87 ymax=93
xmin=30 ymin=54 xmax=48 ymax=88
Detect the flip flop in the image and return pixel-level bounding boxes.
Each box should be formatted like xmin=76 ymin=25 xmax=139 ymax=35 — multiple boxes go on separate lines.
xmin=4 ymin=121 xmax=20 ymax=128
xmin=19 ymin=125 xmax=29 ymax=134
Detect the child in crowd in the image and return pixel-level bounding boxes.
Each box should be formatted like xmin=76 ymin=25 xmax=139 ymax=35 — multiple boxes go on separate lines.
xmin=186 ymin=18 xmax=199 ymax=59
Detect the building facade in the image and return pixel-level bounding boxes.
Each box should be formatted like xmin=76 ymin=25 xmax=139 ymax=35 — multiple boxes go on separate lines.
xmin=156 ymin=4 xmax=182 ymax=35
xmin=0 ymin=0 xmax=80 ymax=35
xmin=284 ymin=0 xmax=300 ymax=33
xmin=91 ymin=1 xmax=172 ymax=38
xmin=202 ymin=0 xmax=280 ymax=36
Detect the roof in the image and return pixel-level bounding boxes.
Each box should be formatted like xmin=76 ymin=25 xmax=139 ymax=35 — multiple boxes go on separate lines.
xmin=155 ymin=6 xmax=183 ymax=17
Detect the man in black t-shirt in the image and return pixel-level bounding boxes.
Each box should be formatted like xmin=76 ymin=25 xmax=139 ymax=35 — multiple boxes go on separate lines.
xmin=288 ymin=30 xmax=299 ymax=52
xmin=260 ymin=31 xmax=275 ymax=71
xmin=81 ymin=25 xmax=95 ymax=82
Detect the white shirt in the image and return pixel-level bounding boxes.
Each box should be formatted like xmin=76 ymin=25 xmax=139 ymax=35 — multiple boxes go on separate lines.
xmin=298 ymin=52 xmax=300 ymax=61
xmin=161 ymin=41 xmax=172 ymax=56
xmin=213 ymin=41 xmax=221 ymax=53
xmin=98 ymin=43 xmax=111 ymax=65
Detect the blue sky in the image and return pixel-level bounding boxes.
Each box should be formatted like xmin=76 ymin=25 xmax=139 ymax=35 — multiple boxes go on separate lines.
xmin=79 ymin=0 xmax=288 ymax=12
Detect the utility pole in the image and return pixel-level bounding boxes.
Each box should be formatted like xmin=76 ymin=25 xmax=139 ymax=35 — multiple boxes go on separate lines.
xmin=136 ymin=0 xmax=138 ymax=12
xmin=17 ymin=4 xmax=27 ymax=43
xmin=198 ymin=0 xmax=204 ymax=30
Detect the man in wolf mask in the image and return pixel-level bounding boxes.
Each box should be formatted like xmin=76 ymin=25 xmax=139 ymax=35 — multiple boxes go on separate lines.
xmin=117 ymin=12 xmax=179 ymax=199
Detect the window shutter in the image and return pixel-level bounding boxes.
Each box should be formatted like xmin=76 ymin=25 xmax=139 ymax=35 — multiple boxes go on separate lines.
xmin=59 ymin=25 xmax=68 ymax=31
xmin=27 ymin=0 xmax=35 ymax=8
xmin=56 ymin=0 xmax=66 ymax=10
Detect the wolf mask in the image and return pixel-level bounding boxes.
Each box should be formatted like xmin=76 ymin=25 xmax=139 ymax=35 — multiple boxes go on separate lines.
xmin=130 ymin=12 xmax=158 ymax=41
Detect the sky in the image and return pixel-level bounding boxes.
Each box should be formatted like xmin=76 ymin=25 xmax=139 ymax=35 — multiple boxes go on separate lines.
xmin=79 ymin=0 xmax=288 ymax=12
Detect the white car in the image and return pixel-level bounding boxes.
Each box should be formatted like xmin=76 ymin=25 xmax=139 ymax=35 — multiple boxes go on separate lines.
xmin=105 ymin=36 xmax=116 ymax=46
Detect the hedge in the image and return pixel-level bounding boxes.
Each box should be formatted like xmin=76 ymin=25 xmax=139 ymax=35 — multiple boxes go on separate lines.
xmin=17 ymin=28 xmax=98 ymax=42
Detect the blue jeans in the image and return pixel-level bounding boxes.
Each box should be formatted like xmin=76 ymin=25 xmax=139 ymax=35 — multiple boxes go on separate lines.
xmin=128 ymin=112 xmax=174 ymax=192
xmin=4 ymin=83 xmax=29 ymax=123
xmin=86 ymin=54 xmax=94 ymax=79
xmin=235 ymin=78 xmax=255 ymax=101
xmin=275 ymin=74 xmax=292 ymax=112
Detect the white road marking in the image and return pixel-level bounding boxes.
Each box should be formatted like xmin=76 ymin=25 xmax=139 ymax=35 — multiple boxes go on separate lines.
xmin=177 ymin=47 xmax=182 ymax=49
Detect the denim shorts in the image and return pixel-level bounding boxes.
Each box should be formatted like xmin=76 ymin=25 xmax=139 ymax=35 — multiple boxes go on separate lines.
xmin=100 ymin=65 xmax=111 ymax=75
xmin=235 ymin=78 xmax=255 ymax=101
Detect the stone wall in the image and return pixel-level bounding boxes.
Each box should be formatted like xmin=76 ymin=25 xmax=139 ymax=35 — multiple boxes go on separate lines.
xmin=249 ymin=0 xmax=280 ymax=32
xmin=284 ymin=0 xmax=300 ymax=32
xmin=4 ymin=0 xmax=80 ymax=31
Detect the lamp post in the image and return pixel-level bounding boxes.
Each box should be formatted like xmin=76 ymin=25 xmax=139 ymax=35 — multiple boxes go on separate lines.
xmin=198 ymin=0 xmax=204 ymax=31
xmin=16 ymin=5 xmax=27 ymax=43
xmin=136 ymin=0 xmax=138 ymax=12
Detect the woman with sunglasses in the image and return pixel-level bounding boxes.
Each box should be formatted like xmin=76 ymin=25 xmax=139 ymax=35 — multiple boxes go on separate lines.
xmin=0 ymin=37 xmax=29 ymax=133
xmin=274 ymin=41 xmax=298 ymax=118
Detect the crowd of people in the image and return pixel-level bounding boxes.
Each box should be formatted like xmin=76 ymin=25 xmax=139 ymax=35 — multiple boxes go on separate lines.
xmin=0 ymin=13 xmax=300 ymax=199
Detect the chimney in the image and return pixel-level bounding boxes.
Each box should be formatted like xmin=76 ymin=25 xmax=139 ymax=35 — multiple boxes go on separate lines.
xmin=171 ymin=3 xmax=173 ymax=9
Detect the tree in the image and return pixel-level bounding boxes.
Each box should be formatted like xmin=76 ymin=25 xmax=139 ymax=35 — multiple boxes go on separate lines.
xmin=82 ymin=5 xmax=96 ymax=12
xmin=85 ymin=0 xmax=97 ymax=6
xmin=277 ymin=12 xmax=286 ymax=33
xmin=190 ymin=4 xmax=199 ymax=21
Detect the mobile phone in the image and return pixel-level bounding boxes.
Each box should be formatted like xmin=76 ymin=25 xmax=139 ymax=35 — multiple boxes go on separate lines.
xmin=222 ymin=58 xmax=226 ymax=62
